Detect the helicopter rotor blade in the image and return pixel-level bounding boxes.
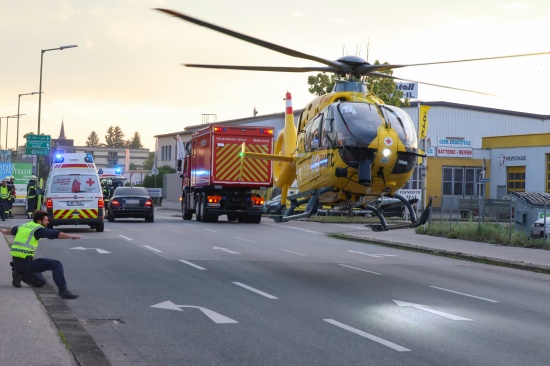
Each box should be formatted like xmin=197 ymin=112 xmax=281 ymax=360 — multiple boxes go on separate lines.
xmin=184 ymin=64 xmax=336 ymax=73
xmin=370 ymin=72 xmax=497 ymax=96
xmin=156 ymin=8 xmax=348 ymax=72
xmin=388 ymin=51 xmax=550 ymax=68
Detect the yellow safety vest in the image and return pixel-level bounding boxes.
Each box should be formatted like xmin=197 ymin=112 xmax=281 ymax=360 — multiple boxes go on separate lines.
xmin=0 ymin=186 xmax=8 ymax=199
xmin=11 ymin=221 xmax=42 ymax=258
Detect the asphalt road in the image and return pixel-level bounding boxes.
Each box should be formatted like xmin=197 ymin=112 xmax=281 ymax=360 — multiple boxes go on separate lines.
xmin=36 ymin=210 xmax=550 ymax=366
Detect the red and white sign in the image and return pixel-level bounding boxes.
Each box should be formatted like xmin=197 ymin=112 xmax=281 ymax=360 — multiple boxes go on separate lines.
xmin=436 ymin=147 xmax=472 ymax=158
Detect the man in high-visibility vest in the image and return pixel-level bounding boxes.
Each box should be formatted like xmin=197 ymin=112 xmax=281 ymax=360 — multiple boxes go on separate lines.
xmin=26 ymin=175 xmax=38 ymax=219
xmin=0 ymin=179 xmax=9 ymax=221
xmin=2 ymin=210 xmax=82 ymax=299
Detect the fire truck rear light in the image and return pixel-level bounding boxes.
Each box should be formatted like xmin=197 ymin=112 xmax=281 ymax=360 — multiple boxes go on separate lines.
xmin=252 ymin=197 xmax=265 ymax=205
xmin=46 ymin=198 xmax=53 ymax=209
xmin=208 ymin=195 xmax=221 ymax=204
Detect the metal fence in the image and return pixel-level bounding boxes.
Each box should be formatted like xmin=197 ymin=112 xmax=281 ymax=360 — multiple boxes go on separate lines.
xmin=433 ymin=196 xmax=515 ymax=226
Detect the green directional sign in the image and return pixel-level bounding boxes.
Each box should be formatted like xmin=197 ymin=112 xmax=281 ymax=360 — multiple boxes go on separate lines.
xmin=25 ymin=148 xmax=49 ymax=156
xmin=26 ymin=135 xmax=51 ymax=149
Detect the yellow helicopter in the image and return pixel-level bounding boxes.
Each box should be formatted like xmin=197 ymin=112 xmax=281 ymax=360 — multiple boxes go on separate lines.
xmin=156 ymin=8 xmax=550 ymax=230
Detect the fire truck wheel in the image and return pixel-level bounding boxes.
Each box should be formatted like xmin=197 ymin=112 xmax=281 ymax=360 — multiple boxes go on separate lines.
xmin=250 ymin=215 xmax=261 ymax=224
xmin=227 ymin=214 xmax=238 ymax=222
xmin=182 ymin=197 xmax=193 ymax=220
xmin=196 ymin=195 xmax=203 ymax=222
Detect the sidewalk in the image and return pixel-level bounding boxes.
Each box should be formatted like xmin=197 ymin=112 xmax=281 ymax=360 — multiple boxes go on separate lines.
xmin=337 ymin=227 xmax=550 ymax=273
xmin=0 ymin=217 xmax=78 ymax=366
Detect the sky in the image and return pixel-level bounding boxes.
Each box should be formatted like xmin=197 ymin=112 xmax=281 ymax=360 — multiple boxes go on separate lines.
xmin=1 ymin=0 xmax=549 ymax=151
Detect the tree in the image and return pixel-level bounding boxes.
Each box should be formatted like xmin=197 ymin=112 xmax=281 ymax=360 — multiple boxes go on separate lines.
xmin=141 ymin=165 xmax=175 ymax=188
xmin=104 ymin=125 xmax=126 ymax=147
xmin=142 ymin=152 xmax=155 ymax=170
xmin=85 ymin=131 xmax=101 ymax=147
xmin=306 ymin=61 xmax=409 ymax=107
xmin=129 ymin=163 xmax=137 ymax=170
xmin=127 ymin=131 xmax=143 ymax=149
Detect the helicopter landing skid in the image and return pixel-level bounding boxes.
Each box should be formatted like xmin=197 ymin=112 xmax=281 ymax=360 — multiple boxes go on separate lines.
xmin=368 ymin=198 xmax=433 ymax=231
xmin=273 ymin=187 xmax=334 ymax=223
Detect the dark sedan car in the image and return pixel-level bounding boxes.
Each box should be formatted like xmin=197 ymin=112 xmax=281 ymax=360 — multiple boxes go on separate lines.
xmin=107 ymin=187 xmax=154 ymax=222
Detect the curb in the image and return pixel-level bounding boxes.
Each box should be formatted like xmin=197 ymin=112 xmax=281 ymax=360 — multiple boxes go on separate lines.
xmin=330 ymin=233 xmax=550 ymax=275
xmin=35 ymin=285 xmax=112 ymax=366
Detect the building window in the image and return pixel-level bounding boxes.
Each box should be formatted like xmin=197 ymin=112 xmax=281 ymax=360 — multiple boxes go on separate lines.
xmin=442 ymin=166 xmax=484 ymax=197
xmin=507 ymin=166 xmax=525 ymax=194
xmin=108 ymin=160 xmax=118 ymax=167
xmin=161 ymin=145 xmax=172 ymax=161
xmin=402 ymin=166 xmax=420 ymax=190
xmin=108 ymin=151 xmax=118 ymax=158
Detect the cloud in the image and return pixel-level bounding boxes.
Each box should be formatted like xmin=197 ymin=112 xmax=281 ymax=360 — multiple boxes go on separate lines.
xmin=291 ymin=10 xmax=305 ymax=18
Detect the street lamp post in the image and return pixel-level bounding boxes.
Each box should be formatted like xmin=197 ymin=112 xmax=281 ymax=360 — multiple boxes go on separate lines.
xmin=37 ymin=44 xmax=78 ymax=135
xmin=6 ymin=114 xmax=25 ymax=150
xmin=17 ymin=92 xmax=41 ymax=154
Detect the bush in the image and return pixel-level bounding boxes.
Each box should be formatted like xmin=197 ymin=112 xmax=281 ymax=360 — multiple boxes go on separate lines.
xmin=416 ymin=222 xmax=550 ymax=249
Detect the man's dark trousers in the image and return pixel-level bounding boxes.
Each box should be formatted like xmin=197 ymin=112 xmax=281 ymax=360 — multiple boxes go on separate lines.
xmin=12 ymin=258 xmax=67 ymax=289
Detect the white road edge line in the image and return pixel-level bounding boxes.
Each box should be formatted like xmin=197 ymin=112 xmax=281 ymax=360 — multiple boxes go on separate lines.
xmin=235 ymin=237 xmax=255 ymax=243
xmin=323 ymin=319 xmax=410 ymax=352
xmin=278 ymin=249 xmax=308 ymax=257
xmin=232 ymin=282 xmax=278 ymax=299
xmin=118 ymin=235 xmax=133 ymax=241
xmin=179 ymin=260 xmax=206 ymax=270
xmin=144 ymin=245 xmax=162 ymax=253
xmin=339 ymin=264 xmax=382 ymax=276
xmin=430 ymin=286 xmax=498 ymax=303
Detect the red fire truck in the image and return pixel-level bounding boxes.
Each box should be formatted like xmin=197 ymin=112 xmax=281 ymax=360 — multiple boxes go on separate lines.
xmin=179 ymin=125 xmax=274 ymax=223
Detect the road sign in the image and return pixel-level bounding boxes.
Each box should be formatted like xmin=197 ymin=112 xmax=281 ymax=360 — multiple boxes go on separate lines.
xmin=25 ymin=148 xmax=49 ymax=156
xmin=480 ymin=178 xmax=490 ymax=183
xmin=26 ymin=135 xmax=51 ymax=149
xmin=26 ymin=135 xmax=51 ymax=141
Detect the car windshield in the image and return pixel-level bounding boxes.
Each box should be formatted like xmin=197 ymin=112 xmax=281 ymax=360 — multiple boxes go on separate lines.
xmin=50 ymin=174 xmax=100 ymax=193
xmin=115 ymin=187 xmax=149 ymax=196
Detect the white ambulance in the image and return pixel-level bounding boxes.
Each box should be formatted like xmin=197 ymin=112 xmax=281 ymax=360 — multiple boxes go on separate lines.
xmin=42 ymin=153 xmax=105 ymax=232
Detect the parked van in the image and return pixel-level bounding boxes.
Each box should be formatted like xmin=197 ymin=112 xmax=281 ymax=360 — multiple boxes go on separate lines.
xmin=42 ymin=153 xmax=105 ymax=232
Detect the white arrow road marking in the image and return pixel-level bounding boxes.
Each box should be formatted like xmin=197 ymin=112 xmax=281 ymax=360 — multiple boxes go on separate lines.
xmin=348 ymin=250 xmax=395 ymax=258
xmin=150 ymin=301 xmax=238 ymax=324
xmin=278 ymin=249 xmax=308 ymax=257
xmin=323 ymin=319 xmax=410 ymax=352
xmin=70 ymin=247 xmax=111 ymax=254
xmin=393 ymin=300 xmax=474 ymax=321
xmin=235 ymin=237 xmax=255 ymax=243
xmin=232 ymin=282 xmax=278 ymax=299
xmin=213 ymin=247 xmax=241 ymax=254
xmin=118 ymin=235 xmax=133 ymax=241
xmin=430 ymin=286 xmax=498 ymax=303
xmin=144 ymin=245 xmax=162 ymax=253
xmin=179 ymin=260 xmax=206 ymax=270
xmin=338 ymin=264 xmax=382 ymax=275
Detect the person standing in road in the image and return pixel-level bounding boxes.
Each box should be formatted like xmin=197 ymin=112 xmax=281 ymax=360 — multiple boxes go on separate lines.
xmin=0 ymin=179 xmax=9 ymax=221
xmin=7 ymin=175 xmax=15 ymax=218
xmin=2 ymin=210 xmax=82 ymax=299
xmin=26 ymin=175 xmax=38 ymax=219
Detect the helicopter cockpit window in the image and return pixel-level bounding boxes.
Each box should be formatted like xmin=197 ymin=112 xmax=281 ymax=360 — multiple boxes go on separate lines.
xmin=380 ymin=105 xmax=418 ymax=150
xmin=305 ymin=114 xmax=323 ymax=150
xmin=334 ymin=102 xmax=383 ymax=147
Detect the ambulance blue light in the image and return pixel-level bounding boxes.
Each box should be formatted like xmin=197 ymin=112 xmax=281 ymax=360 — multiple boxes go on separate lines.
xmin=54 ymin=154 xmax=64 ymax=163
xmin=84 ymin=153 xmax=94 ymax=163
xmin=115 ymin=168 xmax=121 ymax=174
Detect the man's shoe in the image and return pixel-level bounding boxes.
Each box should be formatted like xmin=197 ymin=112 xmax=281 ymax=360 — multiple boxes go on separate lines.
xmin=12 ymin=270 xmax=23 ymax=288
xmin=59 ymin=289 xmax=79 ymax=299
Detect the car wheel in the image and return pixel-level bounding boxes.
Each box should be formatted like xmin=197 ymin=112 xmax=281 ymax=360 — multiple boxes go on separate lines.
xmin=107 ymin=211 xmax=114 ymax=222
xmin=146 ymin=213 xmax=154 ymax=223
